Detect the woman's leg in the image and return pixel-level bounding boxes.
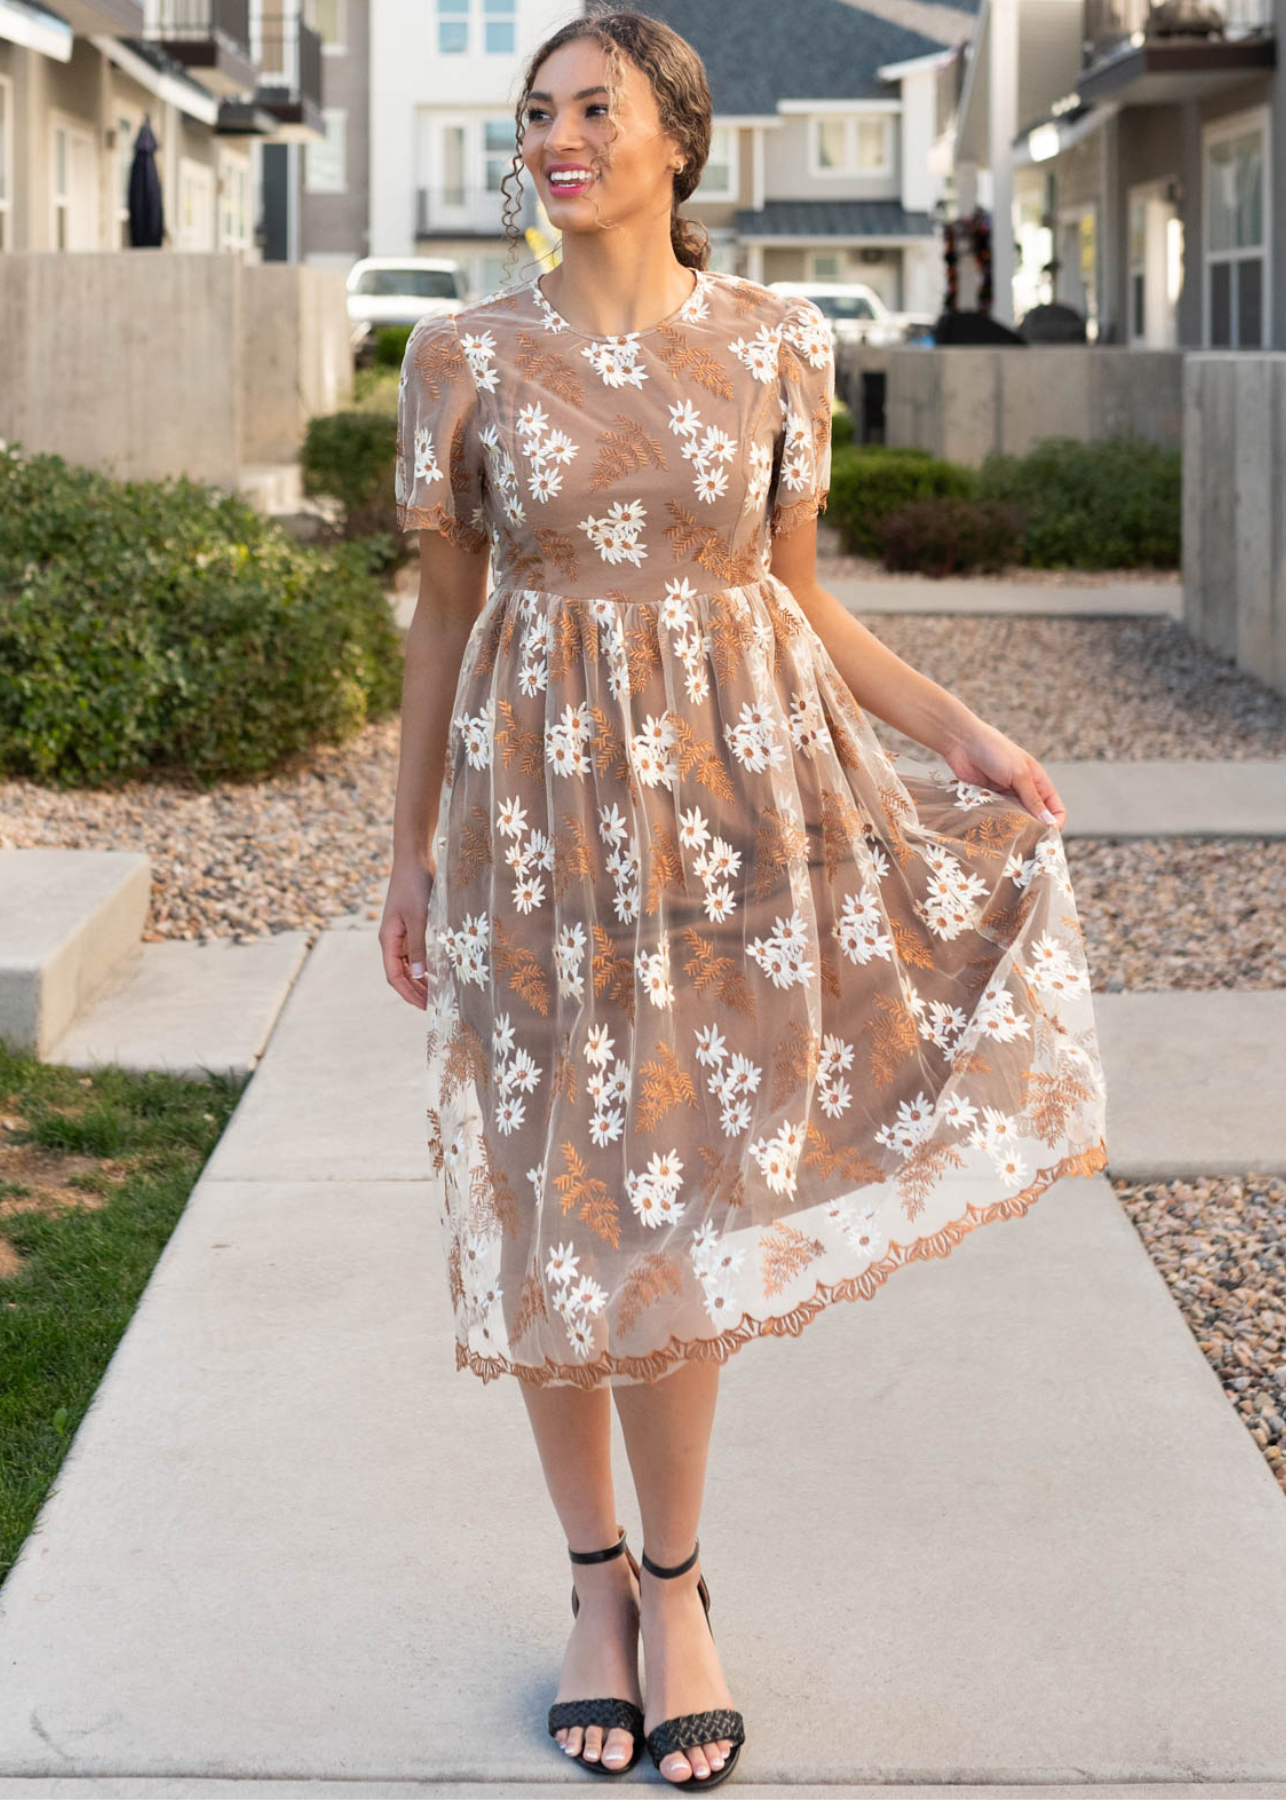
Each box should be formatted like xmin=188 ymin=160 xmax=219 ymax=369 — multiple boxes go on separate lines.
xmin=519 ymin=1380 xmax=643 ymax=1769
xmin=614 ymin=1359 xmax=738 ymax=1784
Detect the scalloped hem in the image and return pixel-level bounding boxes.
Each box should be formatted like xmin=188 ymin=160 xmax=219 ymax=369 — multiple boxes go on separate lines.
xmin=452 ymin=1136 xmax=1110 ymax=1390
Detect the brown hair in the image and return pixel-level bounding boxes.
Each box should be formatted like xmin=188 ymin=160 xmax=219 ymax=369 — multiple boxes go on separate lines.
xmin=498 ymin=6 xmax=713 ymax=287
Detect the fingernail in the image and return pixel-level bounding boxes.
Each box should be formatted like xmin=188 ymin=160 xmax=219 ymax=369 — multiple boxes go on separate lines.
xmin=411 ymin=961 xmax=425 ymax=978
xmin=1040 ymin=810 xmax=1057 ymax=825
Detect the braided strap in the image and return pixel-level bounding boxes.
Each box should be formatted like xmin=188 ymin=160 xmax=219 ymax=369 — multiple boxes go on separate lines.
xmin=646 ymin=1708 xmax=745 ymax=1758
xmin=548 ymin=1696 xmax=645 ymax=1737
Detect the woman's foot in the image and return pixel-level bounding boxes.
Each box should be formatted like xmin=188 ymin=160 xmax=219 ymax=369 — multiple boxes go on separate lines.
xmin=639 ymin=1551 xmax=737 ymax=1783
xmin=552 ymin=1547 xmax=644 ymax=1770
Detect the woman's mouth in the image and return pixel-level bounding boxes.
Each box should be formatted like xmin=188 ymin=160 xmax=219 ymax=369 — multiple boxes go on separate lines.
xmin=547 ymin=169 xmax=597 ymax=196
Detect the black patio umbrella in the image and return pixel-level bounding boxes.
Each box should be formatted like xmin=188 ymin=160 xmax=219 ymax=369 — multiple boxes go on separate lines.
xmin=127 ymin=117 xmax=165 ymax=249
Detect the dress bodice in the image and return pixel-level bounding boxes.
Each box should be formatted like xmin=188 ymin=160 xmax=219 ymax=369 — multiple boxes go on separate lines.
xmin=395 ymin=266 xmax=836 ymax=602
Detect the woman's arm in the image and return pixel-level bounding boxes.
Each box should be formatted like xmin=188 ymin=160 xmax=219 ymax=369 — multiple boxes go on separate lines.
xmin=382 ymin=530 xmax=491 ymax=1007
xmin=769 ymin=520 xmax=1067 ymax=829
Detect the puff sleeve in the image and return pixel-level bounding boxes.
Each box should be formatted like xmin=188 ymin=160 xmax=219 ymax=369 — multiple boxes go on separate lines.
xmin=768 ymin=297 xmax=835 ymax=539
xmin=395 ymin=313 xmax=489 ymax=552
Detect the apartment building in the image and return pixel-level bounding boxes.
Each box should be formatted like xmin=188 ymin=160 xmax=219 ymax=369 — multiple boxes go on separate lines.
xmin=0 ymin=0 xmax=325 ymax=256
xmin=954 ymin=0 xmax=1282 ymax=345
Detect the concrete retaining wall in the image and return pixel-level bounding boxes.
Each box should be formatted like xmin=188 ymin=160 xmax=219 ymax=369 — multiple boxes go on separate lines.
xmin=885 ymin=347 xmax=1185 ymax=466
xmin=239 ymin=263 xmax=353 ymax=466
xmin=0 ymin=253 xmax=353 ymax=491
xmin=1183 ymin=354 xmax=1286 ymax=699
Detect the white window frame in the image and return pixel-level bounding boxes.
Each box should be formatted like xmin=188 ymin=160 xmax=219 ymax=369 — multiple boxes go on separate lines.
xmin=1202 ymin=102 xmax=1271 ymax=350
xmin=219 ymin=146 xmax=252 ymax=250
xmin=436 ymin=0 xmax=468 ymax=55
xmin=482 ymin=114 xmax=514 ymax=193
xmin=0 ymin=75 xmax=14 ymax=251
xmin=482 ymin=0 xmax=514 ymax=54
xmin=695 ymin=124 xmax=737 ymax=201
xmin=177 ymin=155 xmax=216 ymax=250
xmin=305 ymin=106 xmax=347 ymax=193
xmin=807 ymin=108 xmax=896 ymax=179
xmin=49 ymin=111 xmax=99 ymax=250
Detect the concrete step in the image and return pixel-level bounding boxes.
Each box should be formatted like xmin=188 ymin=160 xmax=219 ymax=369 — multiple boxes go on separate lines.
xmin=831 ymin=575 xmax=1183 ymax=616
xmin=0 ymin=849 xmax=150 ymax=1059
xmin=1049 ymin=759 xmax=1286 ymax=838
xmin=0 ymin=925 xmax=1283 ymax=1786
xmin=236 ymin=461 xmax=303 ymax=515
xmin=1094 ymin=988 xmax=1286 ymax=1179
xmin=44 ymin=933 xmax=313 ymax=1080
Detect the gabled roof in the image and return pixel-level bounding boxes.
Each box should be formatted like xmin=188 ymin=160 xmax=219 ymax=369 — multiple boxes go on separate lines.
xmin=630 ymin=0 xmax=951 ymax=107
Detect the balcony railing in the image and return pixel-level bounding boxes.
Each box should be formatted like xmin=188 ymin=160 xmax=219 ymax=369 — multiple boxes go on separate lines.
xmin=255 ymin=10 xmax=322 ymax=109
xmin=415 ymin=182 xmax=537 ymax=239
xmin=1084 ymin=0 xmax=1273 ymax=59
xmin=147 ymin=0 xmax=250 ymax=54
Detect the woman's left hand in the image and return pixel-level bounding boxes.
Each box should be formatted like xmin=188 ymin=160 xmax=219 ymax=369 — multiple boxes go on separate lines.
xmin=942 ymin=717 xmax=1067 ymax=830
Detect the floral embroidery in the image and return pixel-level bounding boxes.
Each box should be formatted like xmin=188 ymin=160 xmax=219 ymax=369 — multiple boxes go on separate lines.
xmin=396 ymin=269 xmax=1110 ymax=1388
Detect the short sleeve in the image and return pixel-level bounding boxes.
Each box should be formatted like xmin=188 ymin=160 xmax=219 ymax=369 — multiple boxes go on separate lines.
xmin=395 ymin=313 xmax=489 ymax=552
xmin=768 ymin=297 xmax=835 ymax=539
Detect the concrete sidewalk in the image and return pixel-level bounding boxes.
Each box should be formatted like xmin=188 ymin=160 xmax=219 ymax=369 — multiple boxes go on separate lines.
xmin=1 ymin=929 xmax=1285 ymax=1792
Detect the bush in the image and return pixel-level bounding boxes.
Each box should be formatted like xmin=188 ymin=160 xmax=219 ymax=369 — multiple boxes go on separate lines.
xmin=301 ymin=408 xmax=400 ymax=543
xmin=0 ymin=443 xmax=403 ymax=789
xmin=878 ymin=496 xmax=1025 ymax=577
xmin=827 ymin=445 xmax=977 ymax=557
xmin=374 ymin=324 xmax=414 ymax=369
xmin=976 ymin=435 xmax=1180 ymax=569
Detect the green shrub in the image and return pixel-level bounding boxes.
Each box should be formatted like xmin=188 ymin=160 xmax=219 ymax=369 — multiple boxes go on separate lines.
xmin=374 ymin=324 xmax=414 ymax=368
xmin=830 ymin=402 xmax=855 ymax=451
xmin=827 ymin=445 xmax=977 ymax=557
xmin=0 ymin=443 xmax=403 ymax=790
xmin=878 ymin=496 xmax=1025 ymax=577
xmin=301 ymin=409 xmax=400 ymax=542
xmin=976 ymin=435 xmax=1181 ymax=569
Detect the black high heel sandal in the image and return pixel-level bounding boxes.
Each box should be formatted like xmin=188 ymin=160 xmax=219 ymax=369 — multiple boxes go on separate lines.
xmin=547 ymin=1524 xmax=646 ymax=1777
xmin=640 ymin=1537 xmax=745 ymax=1787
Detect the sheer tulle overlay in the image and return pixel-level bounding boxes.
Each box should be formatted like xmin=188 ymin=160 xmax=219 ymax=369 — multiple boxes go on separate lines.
xmin=396 ymin=268 xmax=1110 ymax=1390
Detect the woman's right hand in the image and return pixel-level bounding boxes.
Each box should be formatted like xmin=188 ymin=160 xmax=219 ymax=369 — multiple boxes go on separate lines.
xmin=380 ymin=858 xmax=435 ymax=1009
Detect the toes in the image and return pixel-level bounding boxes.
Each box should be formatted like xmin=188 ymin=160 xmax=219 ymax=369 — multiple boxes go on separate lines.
xmin=565 ymin=1725 xmax=583 ymax=1756
xmin=662 ymin=1748 xmax=694 ymax=1781
xmin=602 ymin=1727 xmax=634 ymax=1768
xmin=685 ymin=1743 xmax=712 ymax=1779
xmin=582 ymin=1724 xmax=604 ymax=1762
xmin=706 ymin=1738 xmax=728 ymax=1770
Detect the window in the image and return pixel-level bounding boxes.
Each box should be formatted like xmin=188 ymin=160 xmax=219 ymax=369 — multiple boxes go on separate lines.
xmin=220 ymin=149 xmax=251 ymax=251
xmin=304 ymin=0 xmax=345 ymax=52
xmin=810 ymin=113 xmax=892 ymax=177
xmin=306 ymin=108 xmax=347 ymax=193
xmin=484 ymin=0 xmax=514 ymax=54
xmin=484 ymin=118 xmax=514 ymax=192
xmin=437 ymin=0 xmax=467 ymax=54
xmin=695 ymin=125 xmax=736 ymax=201
xmin=1203 ymin=108 xmax=1269 ymax=349
xmin=811 ymin=251 xmax=842 ymax=281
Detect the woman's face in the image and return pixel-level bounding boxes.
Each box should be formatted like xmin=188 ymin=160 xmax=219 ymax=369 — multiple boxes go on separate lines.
xmin=522 ymin=39 xmax=681 ymax=230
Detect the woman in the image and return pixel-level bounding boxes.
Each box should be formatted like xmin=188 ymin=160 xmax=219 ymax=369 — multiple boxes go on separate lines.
xmin=381 ymin=9 xmax=1109 ymax=1787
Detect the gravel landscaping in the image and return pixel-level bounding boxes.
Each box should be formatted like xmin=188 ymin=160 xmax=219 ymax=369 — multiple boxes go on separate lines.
xmin=863 ymin=614 xmax=1286 ymax=762
xmin=1112 ymin=1173 xmax=1286 ymax=1498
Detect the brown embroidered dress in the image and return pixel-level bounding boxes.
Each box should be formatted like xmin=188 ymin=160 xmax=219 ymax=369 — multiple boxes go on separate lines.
xmin=395 ymin=266 xmax=1110 ymax=1390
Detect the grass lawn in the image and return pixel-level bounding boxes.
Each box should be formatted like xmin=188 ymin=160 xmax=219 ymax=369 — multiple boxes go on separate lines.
xmin=0 ymin=1040 xmax=247 ymax=1583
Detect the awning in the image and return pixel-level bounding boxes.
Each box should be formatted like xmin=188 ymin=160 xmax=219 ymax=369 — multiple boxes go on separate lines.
xmin=0 ymin=0 xmax=72 ymax=58
xmin=1013 ymin=99 xmax=1118 ymax=168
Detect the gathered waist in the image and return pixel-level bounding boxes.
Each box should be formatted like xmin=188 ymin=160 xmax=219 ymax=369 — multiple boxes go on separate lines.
xmin=483 ymin=569 xmax=785 ymax=608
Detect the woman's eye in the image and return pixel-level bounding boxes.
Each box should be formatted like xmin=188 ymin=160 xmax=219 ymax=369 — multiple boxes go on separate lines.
xmin=524 ymin=104 xmax=608 ymax=122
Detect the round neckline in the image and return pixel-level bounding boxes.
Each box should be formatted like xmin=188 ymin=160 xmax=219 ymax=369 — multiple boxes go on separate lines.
xmin=531 ymin=266 xmax=708 ymax=340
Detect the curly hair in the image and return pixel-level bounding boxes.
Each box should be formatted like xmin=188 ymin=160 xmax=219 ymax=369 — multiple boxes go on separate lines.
xmin=497 ymin=5 xmax=714 ymax=289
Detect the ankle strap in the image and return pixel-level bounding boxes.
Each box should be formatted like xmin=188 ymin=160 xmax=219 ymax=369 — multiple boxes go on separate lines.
xmin=640 ymin=1537 xmax=699 ymax=1579
xmin=568 ymin=1525 xmax=628 ymax=1565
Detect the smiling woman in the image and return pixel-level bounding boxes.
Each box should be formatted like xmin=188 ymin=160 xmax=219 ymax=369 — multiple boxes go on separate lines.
xmin=381 ymin=8 xmax=1110 ymax=1792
